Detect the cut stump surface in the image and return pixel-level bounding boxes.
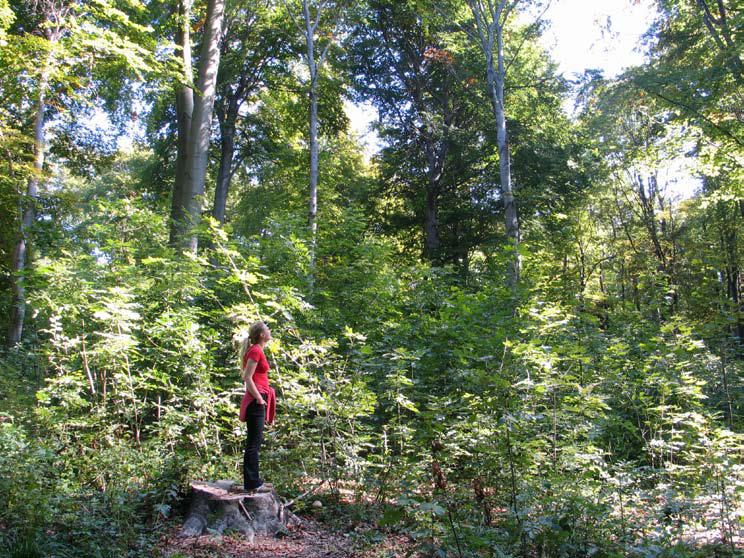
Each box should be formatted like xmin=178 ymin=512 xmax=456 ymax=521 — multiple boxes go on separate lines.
xmin=179 ymin=480 xmax=300 ymax=541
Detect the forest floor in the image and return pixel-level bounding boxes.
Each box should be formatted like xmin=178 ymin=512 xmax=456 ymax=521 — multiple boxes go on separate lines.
xmin=156 ymin=517 xmax=419 ymax=558
xmin=155 ymin=483 xmax=421 ymax=558
xmin=152 ymin=482 xmax=742 ymax=558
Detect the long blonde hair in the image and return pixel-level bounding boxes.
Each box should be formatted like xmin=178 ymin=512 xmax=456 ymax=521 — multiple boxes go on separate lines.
xmin=238 ymin=321 xmax=268 ymax=381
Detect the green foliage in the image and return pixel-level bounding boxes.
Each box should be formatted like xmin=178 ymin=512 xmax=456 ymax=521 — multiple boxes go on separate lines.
xmin=1 ymin=1 xmax=742 ymax=557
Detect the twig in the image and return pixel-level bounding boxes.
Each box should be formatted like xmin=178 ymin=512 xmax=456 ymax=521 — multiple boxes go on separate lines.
xmin=284 ymin=479 xmax=327 ymax=508
xmin=239 ymin=499 xmax=254 ymax=521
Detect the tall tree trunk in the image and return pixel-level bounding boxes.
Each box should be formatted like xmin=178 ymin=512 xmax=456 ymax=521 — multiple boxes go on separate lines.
xmin=636 ymin=173 xmax=680 ymax=317
xmin=469 ymin=0 xmax=521 ymax=287
xmin=183 ymin=0 xmax=225 ymax=252
xmin=308 ymin=79 xmax=319 ymax=267
xmin=210 ymin=5 xmax=278 ymax=225
xmin=170 ymin=0 xmax=194 ymax=245
xmin=424 ymin=186 xmax=440 ymax=259
xmin=719 ymin=354 xmax=734 ymax=427
xmin=725 ymin=264 xmax=743 ymax=344
xmin=171 ymin=0 xmax=225 ymax=252
xmin=422 ymin=134 xmax=445 ymax=261
xmin=722 ymin=209 xmax=743 ymax=346
xmin=636 ymin=174 xmax=666 ymax=271
xmin=213 ymin=104 xmax=236 ymax=224
xmin=7 ymin=52 xmax=52 ymax=347
xmin=490 ymin=24 xmax=520 ymax=286
xmin=303 ymin=0 xmax=320 ymax=278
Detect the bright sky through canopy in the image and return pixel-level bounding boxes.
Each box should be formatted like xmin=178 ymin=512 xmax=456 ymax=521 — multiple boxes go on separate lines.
xmin=537 ymin=0 xmax=701 ymax=198
xmin=536 ymin=0 xmax=656 ymax=79
xmin=348 ymin=0 xmax=700 ymax=199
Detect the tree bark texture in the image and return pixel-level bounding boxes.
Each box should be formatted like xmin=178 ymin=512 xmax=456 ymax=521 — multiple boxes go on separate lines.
xmin=7 ymin=50 xmax=52 ymax=346
xmin=303 ymin=0 xmax=321 ymax=275
xmin=468 ymin=0 xmax=521 ymax=286
xmin=491 ymin=24 xmax=520 ymax=285
xmin=213 ymin=104 xmax=236 ymax=224
xmin=169 ymin=0 xmax=194 ymax=245
xmin=170 ymin=0 xmax=225 ymax=251
xmin=308 ymin=84 xmax=319 ymax=261
xmin=180 ymin=481 xmax=300 ymax=539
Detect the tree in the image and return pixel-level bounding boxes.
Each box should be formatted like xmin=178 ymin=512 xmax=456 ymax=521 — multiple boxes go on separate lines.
xmin=346 ymin=0 xmax=485 ymax=264
xmin=5 ymin=1 xmax=69 ymax=347
xmin=282 ymin=0 xmax=346 ymax=281
xmin=461 ymin=0 xmax=530 ymax=286
xmin=169 ymin=0 xmax=226 ymax=251
xmin=3 ymin=0 xmax=157 ymax=346
xmin=660 ymin=0 xmax=742 ymax=85
xmin=635 ymin=0 xmax=743 ymax=147
xmin=581 ymin=76 xmax=687 ymax=320
xmin=169 ymin=0 xmax=194 ymax=244
xmin=212 ymin=0 xmax=292 ymax=224
xmin=591 ymin=0 xmax=743 ymax=335
xmin=639 ymin=0 xmax=743 ymax=343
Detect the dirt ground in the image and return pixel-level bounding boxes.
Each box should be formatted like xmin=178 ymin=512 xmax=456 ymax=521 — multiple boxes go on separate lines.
xmin=156 ymin=517 xmax=420 ymax=558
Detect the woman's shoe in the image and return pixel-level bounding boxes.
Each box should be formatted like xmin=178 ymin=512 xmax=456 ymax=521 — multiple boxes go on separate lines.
xmin=244 ymin=481 xmax=264 ymax=494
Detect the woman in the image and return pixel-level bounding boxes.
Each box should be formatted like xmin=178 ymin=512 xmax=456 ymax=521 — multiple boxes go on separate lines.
xmin=238 ymin=321 xmax=276 ymax=492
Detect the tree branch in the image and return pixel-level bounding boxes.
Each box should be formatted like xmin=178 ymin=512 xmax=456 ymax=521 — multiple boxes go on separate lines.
xmin=280 ymin=0 xmax=305 ymax=35
xmin=632 ymin=79 xmax=744 ymax=146
xmin=504 ymin=0 xmax=552 ymax=76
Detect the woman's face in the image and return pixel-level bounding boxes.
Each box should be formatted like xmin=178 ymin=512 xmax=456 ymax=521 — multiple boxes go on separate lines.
xmin=262 ymin=326 xmax=272 ymax=343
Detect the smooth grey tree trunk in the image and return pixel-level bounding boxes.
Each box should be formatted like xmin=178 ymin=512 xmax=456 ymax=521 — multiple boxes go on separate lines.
xmin=169 ymin=0 xmax=194 ymax=245
xmin=182 ymin=0 xmax=225 ymax=251
xmin=423 ymin=138 xmax=447 ymax=261
xmin=487 ymin=21 xmax=520 ymax=285
xmin=467 ymin=0 xmax=521 ymax=287
xmin=302 ymin=0 xmax=321 ymax=277
xmin=292 ymin=0 xmax=340 ymax=285
xmin=308 ymin=82 xmax=319 ymax=266
xmin=7 ymin=52 xmax=52 ymax=347
xmin=171 ymin=0 xmax=225 ymax=251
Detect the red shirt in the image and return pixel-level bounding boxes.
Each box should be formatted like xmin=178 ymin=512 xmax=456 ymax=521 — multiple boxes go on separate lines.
xmin=239 ymin=344 xmax=276 ymax=424
xmin=243 ymin=344 xmax=270 ymax=392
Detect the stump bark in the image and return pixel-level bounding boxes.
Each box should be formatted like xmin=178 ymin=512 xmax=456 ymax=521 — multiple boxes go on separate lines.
xmin=180 ymin=481 xmax=301 ymax=541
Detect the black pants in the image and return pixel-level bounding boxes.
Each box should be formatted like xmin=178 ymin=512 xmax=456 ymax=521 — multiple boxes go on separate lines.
xmin=243 ymin=400 xmax=265 ymax=490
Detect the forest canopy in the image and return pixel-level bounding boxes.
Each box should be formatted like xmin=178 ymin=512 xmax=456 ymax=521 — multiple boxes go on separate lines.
xmin=0 ymin=0 xmax=741 ymax=557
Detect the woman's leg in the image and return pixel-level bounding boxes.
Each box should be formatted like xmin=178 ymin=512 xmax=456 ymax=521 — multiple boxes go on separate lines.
xmin=243 ymin=402 xmax=265 ymax=490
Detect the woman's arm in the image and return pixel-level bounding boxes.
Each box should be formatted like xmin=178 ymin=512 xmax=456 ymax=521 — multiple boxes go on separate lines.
xmin=243 ymin=359 xmax=266 ymax=405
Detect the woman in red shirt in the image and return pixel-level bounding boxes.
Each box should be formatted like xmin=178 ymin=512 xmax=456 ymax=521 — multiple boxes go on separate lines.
xmin=239 ymin=321 xmax=276 ymax=491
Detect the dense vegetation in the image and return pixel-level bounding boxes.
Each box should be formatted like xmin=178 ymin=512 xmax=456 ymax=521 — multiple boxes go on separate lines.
xmin=0 ymin=0 xmax=741 ymax=556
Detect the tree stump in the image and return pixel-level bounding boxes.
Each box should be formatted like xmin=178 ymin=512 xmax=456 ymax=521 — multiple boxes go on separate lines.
xmin=179 ymin=480 xmax=301 ymax=541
